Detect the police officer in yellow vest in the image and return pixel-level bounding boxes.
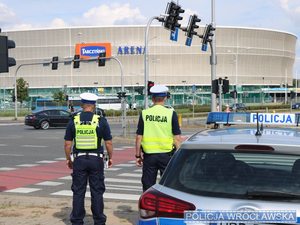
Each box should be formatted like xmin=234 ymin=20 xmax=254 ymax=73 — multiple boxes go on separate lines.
xmin=64 ymin=92 xmax=113 ymax=225
xmin=135 ymin=84 xmax=181 ymax=192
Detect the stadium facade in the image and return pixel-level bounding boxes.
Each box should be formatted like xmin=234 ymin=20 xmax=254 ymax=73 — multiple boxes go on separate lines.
xmin=0 ymin=25 xmax=297 ymax=106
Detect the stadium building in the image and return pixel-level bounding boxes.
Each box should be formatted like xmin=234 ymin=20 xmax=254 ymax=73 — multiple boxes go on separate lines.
xmin=0 ymin=25 xmax=297 ymax=107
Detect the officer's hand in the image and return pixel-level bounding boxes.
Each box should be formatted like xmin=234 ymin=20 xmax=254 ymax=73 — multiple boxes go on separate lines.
xmin=66 ymin=159 xmax=73 ymax=169
xmin=136 ymin=158 xmax=143 ymax=167
xmin=108 ymin=159 xmax=113 ymax=168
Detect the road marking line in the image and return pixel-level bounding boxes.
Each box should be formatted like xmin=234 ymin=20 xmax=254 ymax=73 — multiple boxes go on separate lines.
xmin=105 ymin=178 xmax=140 ymax=184
xmin=59 ymin=175 xmax=72 ymax=180
xmin=115 ymin=163 xmax=135 ymax=167
xmin=35 ymin=181 xmax=63 ymax=186
xmin=17 ymin=164 xmax=39 ymax=167
xmin=0 ymin=167 xmax=16 ymax=171
xmin=134 ymin=169 xmax=142 ymax=173
xmin=0 ymin=144 xmax=8 ymax=146
xmin=54 ymin=157 xmax=66 ymax=161
xmin=22 ymin=145 xmax=48 ymax=148
xmin=118 ymin=173 xmax=141 ymax=178
xmin=5 ymin=187 xmax=41 ymax=193
xmin=106 ymin=184 xmax=141 ymax=190
xmin=106 ymin=186 xmax=142 ymax=192
xmin=104 ymin=167 xmax=121 ymax=171
xmin=36 ymin=160 xmax=58 ymax=164
xmin=51 ymin=190 xmax=140 ymax=200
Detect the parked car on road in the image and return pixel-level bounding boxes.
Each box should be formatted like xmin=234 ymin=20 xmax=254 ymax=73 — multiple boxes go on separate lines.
xmin=292 ymin=103 xmax=300 ymax=109
xmin=25 ymin=109 xmax=71 ymax=130
xmin=137 ymin=112 xmax=300 ymax=225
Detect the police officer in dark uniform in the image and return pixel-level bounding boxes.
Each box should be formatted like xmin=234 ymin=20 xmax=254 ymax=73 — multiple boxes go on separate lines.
xmin=64 ymin=92 xmax=113 ymax=225
xmin=135 ymin=84 xmax=181 ymax=192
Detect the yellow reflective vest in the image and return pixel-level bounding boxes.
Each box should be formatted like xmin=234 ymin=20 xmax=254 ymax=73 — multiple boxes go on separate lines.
xmin=74 ymin=114 xmax=99 ymax=150
xmin=141 ymin=105 xmax=173 ymax=153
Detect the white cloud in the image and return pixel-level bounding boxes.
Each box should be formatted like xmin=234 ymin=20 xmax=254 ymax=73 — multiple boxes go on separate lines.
xmin=181 ymin=8 xmax=199 ymax=27
xmin=279 ymin=0 xmax=300 ymax=23
xmin=73 ymin=3 xmax=146 ymax=26
xmin=0 ymin=2 xmax=17 ymax=30
xmin=50 ymin=18 xmax=68 ymax=28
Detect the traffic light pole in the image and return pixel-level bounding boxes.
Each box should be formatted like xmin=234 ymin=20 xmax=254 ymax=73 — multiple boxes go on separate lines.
xmin=210 ymin=0 xmax=217 ymax=112
xmin=14 ymin=61 xmax=52 ymax=120
xmin=13 ymin=56 xmax=127 ymax=136
xmin=144 ymin=16 xmax=164 ymax=109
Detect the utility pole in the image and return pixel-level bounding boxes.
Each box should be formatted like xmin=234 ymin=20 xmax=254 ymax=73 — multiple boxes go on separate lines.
xmin=210 ymin=0 xmax=217 ymax=112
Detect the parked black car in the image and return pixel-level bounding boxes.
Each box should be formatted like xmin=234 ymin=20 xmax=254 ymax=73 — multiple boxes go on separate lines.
xmin=25 ymin=109 xmax=72 ymax=130
xmin=229 ymin=103 xmax=247 ymax=111
xmin=292 ymin=103 xmax=300 ymax=109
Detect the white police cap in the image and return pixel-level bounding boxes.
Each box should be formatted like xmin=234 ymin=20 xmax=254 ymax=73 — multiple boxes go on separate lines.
xmin=80 ymin=92 xmax=98 ymax=104
xmin=150 ymin=84 xmax=169 ymax=97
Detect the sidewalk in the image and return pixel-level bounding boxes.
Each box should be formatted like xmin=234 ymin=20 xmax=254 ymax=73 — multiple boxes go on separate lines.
xmin=0 ymin=194 xmax=138 ymax=225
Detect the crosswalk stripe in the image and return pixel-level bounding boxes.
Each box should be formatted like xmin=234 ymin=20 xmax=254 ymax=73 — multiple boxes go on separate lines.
xmin=17 ymin=164 xmax=39 ymax=167
xmin=106 ymin=184 xmax=141 ymax=190
xmin=105 ymin=178 xmax=140 ymax=184
xmin=0 ymin=167 xmax=16 ymax=171
xmin=51 ymin=190 xmax=140 ymax=200
xmin=35 ymin=181 xmax=64 ymax=186
xmin=115 ymin=163 xmax=135 ymax=167
xmin=118 ymin=173 xmax=141 ymax=178
xmin=5 ymin=187 xmax=41 ymax=193
xmin=36 ymin=160 xmax=58 ymax=164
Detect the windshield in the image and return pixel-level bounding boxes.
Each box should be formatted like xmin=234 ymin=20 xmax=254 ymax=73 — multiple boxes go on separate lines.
xmin=161 ymin=150 xmax=300 ymax=201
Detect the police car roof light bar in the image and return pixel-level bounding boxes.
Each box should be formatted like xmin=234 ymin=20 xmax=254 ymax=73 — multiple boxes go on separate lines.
xmin=207 ymin=112 xmax=300 ymax=127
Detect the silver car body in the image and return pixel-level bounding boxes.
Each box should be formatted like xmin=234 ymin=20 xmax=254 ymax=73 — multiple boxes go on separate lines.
xmin=138 ymin=112 xmax=300 ymax=225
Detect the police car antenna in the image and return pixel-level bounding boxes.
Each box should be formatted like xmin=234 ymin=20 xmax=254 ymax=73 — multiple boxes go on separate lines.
xmin=255 ymin=112 xmax=262 ymax=136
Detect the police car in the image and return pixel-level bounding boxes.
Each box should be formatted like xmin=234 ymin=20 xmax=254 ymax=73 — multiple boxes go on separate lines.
xmin=137 ymin=112 xmax=300 ymax=225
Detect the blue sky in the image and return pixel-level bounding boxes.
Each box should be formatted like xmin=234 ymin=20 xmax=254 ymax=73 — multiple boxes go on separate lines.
xmin=0 ymin=0 xmax=300 ymax=74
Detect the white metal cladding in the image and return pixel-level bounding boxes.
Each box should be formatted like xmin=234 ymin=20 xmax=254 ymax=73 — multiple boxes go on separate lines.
xmin=0 ymin=25 xmax=296 ymax=89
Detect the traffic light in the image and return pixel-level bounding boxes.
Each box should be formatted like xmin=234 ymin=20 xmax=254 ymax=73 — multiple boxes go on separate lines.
xmin=230 ymin=90 xmax=237 ymax=98
xmin=73 ymin=54 xmax=80 ymax=69
xmin=212 ymin=79 xmax=218 ymax=94
xmin=201 ymin=23 xmax=215 ymax=51
xmin=147 ymin=81 xmax=155 ymax=95
xmin=117 ymin=92 xmax=126 ymax=99
xmin=291 ymin=91 xmax=296 ymax=99
xmin=12 ymin=95 xmax=15 ymax=102
xmin=163 ymin=1 xmax=185 ymax=32
xmin=184 ymin=14 xmax=201 ymax=38
xmin=117 ymin=92 xmax=122 ymax=99
xmin=222 ymin=79 xmax=229 ymax=94
xmin=65 ymin=94 xmax=69 ymax=101
xmin=52 ymin=56 xmax=59 ymax=70
xmin=0 ymin=35 xmax=16 ymax=73
xmin=98 ymin=52 xmax=106 ymax=67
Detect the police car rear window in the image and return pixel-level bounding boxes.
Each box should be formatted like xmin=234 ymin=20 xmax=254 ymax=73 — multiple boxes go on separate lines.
xmin=160 ymin=150 xmax=300 ymax=201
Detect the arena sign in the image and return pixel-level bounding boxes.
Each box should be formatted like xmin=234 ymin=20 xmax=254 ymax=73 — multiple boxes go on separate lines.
xmin=75 ymin=43 xmax=112 ymax=59
xmin=117 ymin=46 xmax=145 ymax=55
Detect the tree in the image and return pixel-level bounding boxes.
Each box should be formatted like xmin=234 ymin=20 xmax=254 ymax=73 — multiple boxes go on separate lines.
xmin=52 ymin=90 xmax=66 ymax=105
xmin=16 ymin=77 xmax=29 ymax=104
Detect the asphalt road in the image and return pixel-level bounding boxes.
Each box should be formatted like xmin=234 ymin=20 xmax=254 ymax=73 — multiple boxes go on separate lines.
xmin=0 ymin=119 xmax=203 ymax=199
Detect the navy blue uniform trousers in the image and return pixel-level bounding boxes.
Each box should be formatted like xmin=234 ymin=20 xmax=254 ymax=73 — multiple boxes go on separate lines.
xmin=142 ymin=153 xmax=171 ymax=192
xmin=71 ymin=155 xmax=106 ymax=225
